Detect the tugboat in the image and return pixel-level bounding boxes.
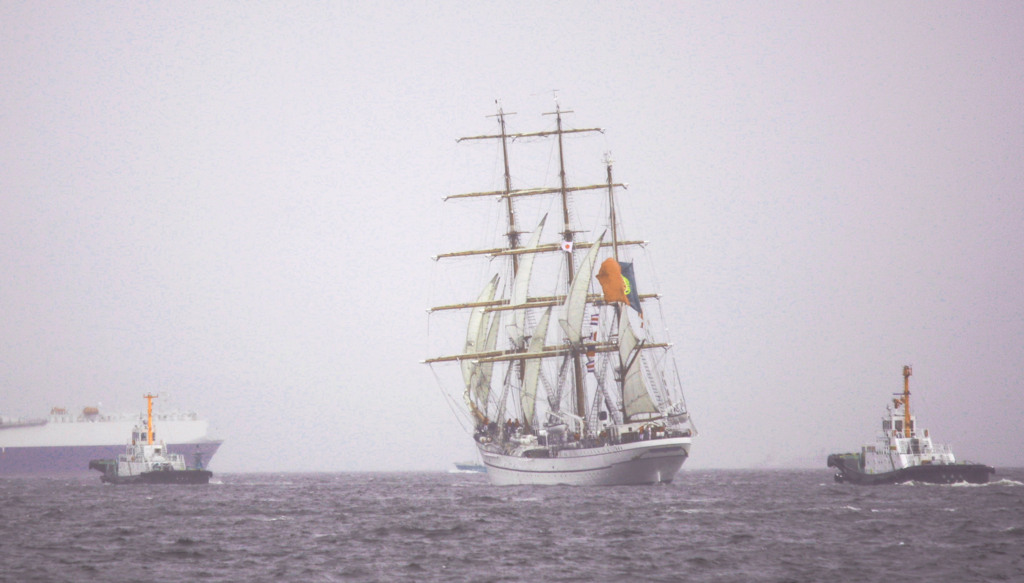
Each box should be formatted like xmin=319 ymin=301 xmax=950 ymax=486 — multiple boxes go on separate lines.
xmin=88 ymin=394 xmax=213 ymax=485
xmin=827 ymin=366 xmax=994 ymax=485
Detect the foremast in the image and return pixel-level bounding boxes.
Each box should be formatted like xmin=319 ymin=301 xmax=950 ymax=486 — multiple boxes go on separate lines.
xmin=457 ymin=105 xmax=521 ymax=273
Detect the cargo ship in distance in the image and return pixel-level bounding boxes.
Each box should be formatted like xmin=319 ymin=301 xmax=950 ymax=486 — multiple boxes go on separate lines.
xmin=827 ymin=365 xmax=994 ymax=485
xmin=0 ymin=401 xmax=222 ymax=475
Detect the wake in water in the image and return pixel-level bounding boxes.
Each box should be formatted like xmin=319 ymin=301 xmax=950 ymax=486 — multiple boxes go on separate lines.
xmin=896 ymin=477 xmax=1024 ymax=487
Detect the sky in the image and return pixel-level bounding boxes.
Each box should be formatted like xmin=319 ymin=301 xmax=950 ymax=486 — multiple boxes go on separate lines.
xmin=2 ymin=2 xmax=1022 ymax=472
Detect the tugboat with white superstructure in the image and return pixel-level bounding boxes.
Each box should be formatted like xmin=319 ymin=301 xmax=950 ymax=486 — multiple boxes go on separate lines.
xmin=89 ymin=394 xmax=213 ymax=485
xmin=828 ymin=365 xmax=994 ymax=485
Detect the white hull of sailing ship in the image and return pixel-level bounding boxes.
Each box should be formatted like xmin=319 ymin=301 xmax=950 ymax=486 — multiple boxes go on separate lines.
xmin=479 ymin=437 xmax=691 ymax=486
xmin=427 ymin=103 xmax=696 ymax=486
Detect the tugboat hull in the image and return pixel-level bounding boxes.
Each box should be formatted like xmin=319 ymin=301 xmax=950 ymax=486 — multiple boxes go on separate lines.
xmin=828 ymin=453 xmax=994 ymax=485
xmin=96 ymin=467 xmax=213 ymax=485
xmin=89 ymin=458 xmax=212 ymax=484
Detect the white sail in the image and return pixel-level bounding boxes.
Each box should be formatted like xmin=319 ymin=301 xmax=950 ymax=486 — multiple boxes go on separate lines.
xmin=559 ymin=232 xmax=605 ymax=344
xmin=508 ymin=216 xmax=547 ymax=348
xmin=463 ymin=274 xmax=498 ymax=390
xmin=618 ymin=309 xmax=659 ymax=420
xmin=470 ymin=311 xmax=501 ymax=408
xmin=521 ymin=307 xmax=552 ymax=429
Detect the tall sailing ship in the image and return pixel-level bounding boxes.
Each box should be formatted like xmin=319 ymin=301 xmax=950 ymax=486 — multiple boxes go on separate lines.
xmin=426 ymin=103 xmax=695 ymax=486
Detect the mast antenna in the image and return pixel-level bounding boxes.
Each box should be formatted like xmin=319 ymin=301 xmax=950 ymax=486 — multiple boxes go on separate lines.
xmin=143 ymin=393 xmax=157 ymax=445
xmin=540 ymin=101 xmax=602 ymax=423
xmin=902 ymin=365 xmax=912 ymax=437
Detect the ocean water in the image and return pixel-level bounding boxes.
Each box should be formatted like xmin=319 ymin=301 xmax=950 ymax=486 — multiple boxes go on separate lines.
xmin=1 ymin=468 xmax=1022 ymax=582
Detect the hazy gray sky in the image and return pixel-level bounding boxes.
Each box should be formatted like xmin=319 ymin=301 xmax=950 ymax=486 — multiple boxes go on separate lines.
xmin=2 ymin=2 xmax=1022 ymax=472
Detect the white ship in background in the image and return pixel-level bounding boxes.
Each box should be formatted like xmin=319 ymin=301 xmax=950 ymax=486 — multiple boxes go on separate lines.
xmin=426 ymin=103 xmax=695 ymax=486
xmin=0 ymin=402 xmax=222 ymax=475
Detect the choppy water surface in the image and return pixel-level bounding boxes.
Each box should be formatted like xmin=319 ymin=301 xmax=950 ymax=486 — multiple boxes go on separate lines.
xmin=2 ymin=469 xmax=1022 ymax=582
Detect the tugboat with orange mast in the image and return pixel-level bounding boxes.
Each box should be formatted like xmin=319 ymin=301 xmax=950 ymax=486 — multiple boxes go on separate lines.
xmin=88 ymin=394 xmax=213 ymax=484
xmin=827 ymin=366 xmax=994 ymax=485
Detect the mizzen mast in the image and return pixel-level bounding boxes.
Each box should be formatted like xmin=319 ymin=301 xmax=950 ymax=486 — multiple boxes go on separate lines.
xmin=605 ymin=153 xmax=620 ymax=262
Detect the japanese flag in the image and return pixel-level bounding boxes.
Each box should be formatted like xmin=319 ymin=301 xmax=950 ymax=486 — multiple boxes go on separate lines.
xmin=560 ymin=240 xmax=573 ymax=253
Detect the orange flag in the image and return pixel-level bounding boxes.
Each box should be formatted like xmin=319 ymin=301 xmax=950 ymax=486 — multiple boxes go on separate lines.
xmin=596 ymin=258 xmax=630 ymax=305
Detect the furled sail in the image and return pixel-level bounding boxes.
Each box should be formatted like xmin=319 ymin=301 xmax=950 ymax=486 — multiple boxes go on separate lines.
xmin=559 ymin=232 xmax=605 ymax=344
xmin=508 ymin=216 xmax=547 ymax=348
xmin=521 ymin=307 xmax=552 ymax=429
xmin=618 ymin=309 xmax=659 ymax=420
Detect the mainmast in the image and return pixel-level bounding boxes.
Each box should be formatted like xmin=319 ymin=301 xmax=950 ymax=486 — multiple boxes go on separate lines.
xmin=549 ymin=103 xmax=576 ymax=283
xmin=543 ymin=102 xmax=603 ymax=424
